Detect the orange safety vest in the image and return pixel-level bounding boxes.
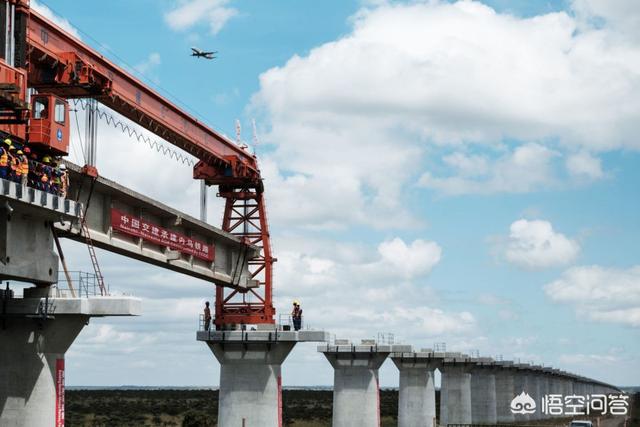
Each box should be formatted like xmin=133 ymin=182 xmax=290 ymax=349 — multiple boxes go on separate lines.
xmin=60 ymin=173 xmax=69 ymax=195
xmin=12 ymin=157 xmax=20 ymax=175
xmin=0 ymin=148 xmax=7 ymax=167
xmin=20 ymin=156 xmax=28 ymax=175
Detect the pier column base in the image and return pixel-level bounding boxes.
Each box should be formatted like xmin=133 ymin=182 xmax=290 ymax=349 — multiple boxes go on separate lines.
xmin=390 ymin=352 xmax=440 ymax=427
xmin=319 ymin=341 xmax=405 ymax=427
xmin=494 ymin=362 xmax=516 ymax=423
xmin=199 ymin=329 xmax=329 ymax=427
xmin=0 ymin=287 xmax=140 ymax=427
xmin=0 ymin=315 xmax=85 ymax=426
xmin=470 ymin=363 xmax=497 ymax=425
xmin=440 ymin=361 xmax=473 ymax=426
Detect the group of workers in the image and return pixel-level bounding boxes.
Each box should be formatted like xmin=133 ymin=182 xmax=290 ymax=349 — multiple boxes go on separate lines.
xmin=202 ymin=300 xmax=303 ymax=331
xmin=0 ymin=138 xmax=69 ymax=197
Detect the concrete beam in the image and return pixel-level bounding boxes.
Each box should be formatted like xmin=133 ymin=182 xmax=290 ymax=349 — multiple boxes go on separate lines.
xmin=58 ymin=163 xmax=258 ymax=289
xmin=0 ymin=178 xmax=81 ymax=284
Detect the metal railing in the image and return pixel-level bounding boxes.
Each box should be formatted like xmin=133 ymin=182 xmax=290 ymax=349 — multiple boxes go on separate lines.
xmin=196 ymin=313 xmax=307 ymax=331
xmin=278 ymin=313 xmax=305 ymax=331
xmin=377 ymin=332 xmax=395 ymax=345
xmin=54 ymin=271 xmax=109 ymax=298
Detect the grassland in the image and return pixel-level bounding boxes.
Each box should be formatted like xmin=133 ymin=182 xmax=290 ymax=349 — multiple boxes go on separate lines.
xmin=65 ymin=389 xmax=405 ymax=427
xmin=66 ymin=389 xmax=637 ymax=427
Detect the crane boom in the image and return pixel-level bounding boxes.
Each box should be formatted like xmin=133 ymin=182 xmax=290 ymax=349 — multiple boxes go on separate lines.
xmin=0 ymin=0 xmax=275 ymax=327
xmin=26 ymin=9 xmax=259 ymax=183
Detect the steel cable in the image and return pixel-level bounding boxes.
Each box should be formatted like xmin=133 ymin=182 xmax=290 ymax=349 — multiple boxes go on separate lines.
xmin=72 ymin=99 xmax=196 ymax=166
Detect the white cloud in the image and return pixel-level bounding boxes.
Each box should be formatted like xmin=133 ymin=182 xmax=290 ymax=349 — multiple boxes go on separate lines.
xmin=376 ymin=238 xmax=442 ymax=279
xmin=566 ymin=151 xmax=604 ymax=180
xmin=545 ymin=265 xmax=640 ymax=327
xmin=504 ymin=219 xmax=580 ymax=269
xmin=558 ymin=353 xmax=620 ymax=366
xmin=134 ymin=52 xmax=161 ymax=75
xmin=268 ymin=235 xmax=469 ymax=344
xmin=251 ymin=0 xmax=639 ymax=223
xmin=419 ymin=144 xmax=559 ymax=195
xmin=31 ymin=0 xmax=80 ymax=38
xmin=572 ymin=0 xmax=640 ymax=40
xmin=165 ymin=0 xmax=237 ymax=34
xmin=82 ymin=324 xmax=136 ymax=344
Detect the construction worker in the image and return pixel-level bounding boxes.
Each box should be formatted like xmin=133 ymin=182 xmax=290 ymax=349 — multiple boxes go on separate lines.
xmin=8 ymin=146 xmax=18 ymax=182
xmin=40 ymin=156 xmax=51 ymax=192
xmin=291 ymin=300 xmax=303 ymax=331
xmin=51 ymin=164 xmax=62 ymax=195
xmin=17 ymin=150 xmax=28 ymax=187
xmin=58 ymin=163 xmax=68 ymax=198
xmin=12 ymin=150 xmax=22 ymax=184
xmin=0 ymin=139 xmax=10 ymax=180
xmin=203 ymin=301 xmax=212 ymax=331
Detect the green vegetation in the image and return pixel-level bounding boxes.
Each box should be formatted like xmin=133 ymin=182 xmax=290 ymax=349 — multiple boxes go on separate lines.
xmin=66 ymin=389 xmax=636 ymax=427
xmin=631 ymin=392 xmax=639 ymax=427
xmin=65 ymin=388 xmax=405 ymax=426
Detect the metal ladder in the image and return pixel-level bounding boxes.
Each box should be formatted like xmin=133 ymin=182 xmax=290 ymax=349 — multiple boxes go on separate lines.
xmin=81 ymin=220 xmax=107 ymax=296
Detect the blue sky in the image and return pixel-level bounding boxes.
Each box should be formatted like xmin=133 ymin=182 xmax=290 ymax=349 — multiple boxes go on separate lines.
xmin=33 ymin=0 xmax=640 ymax=387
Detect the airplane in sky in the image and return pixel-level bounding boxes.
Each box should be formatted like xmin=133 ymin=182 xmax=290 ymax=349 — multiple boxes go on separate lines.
xmin=191 ymin=47 xmax=217 ymax=60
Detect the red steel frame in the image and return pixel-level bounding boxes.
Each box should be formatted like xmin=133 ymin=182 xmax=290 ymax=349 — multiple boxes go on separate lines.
xmin=2 ymin=0 xmax=275 ymax=326
xmin=216 ymin=186 xmax=275 ymax=326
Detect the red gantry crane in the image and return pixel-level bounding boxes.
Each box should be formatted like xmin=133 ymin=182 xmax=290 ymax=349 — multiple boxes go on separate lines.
xmin=0 ymin=0 xmax=275 ymax=328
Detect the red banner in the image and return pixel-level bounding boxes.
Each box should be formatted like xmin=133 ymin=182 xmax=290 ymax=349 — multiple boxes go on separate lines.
xmin=55 ymin=358 xmax=64 ymax=427
xmin=111 ymin=208 xmax=215 ymax=262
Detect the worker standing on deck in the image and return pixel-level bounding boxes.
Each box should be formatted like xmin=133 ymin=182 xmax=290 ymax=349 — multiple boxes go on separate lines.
xmin=59 ymin=163 xmax=68 ymax=198
xmin=292 ymin=300 xmax=303 ymax=331
xmin=51 ymin=164 xmax=62 ymax=195
xmin=8 ymin=146 xmax=18 ymax=182
xmin=0 ymin=139 xmax=10 ymax=180
xmin=18 ymin=150 xmax=28 ymax=187
xmin=203 ymin=301 xmax=212 ymax=331
xmin=41 ymin=156 xmax=52 ymax=193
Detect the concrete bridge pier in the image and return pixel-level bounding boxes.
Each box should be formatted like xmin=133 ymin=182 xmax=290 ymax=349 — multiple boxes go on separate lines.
xmin=319 ymin=341 xmax=404 ymax=427
xmin=562 ymin=372 xmax=575 ymax=396
xmin=512 ymin=364 xmax=532 ymax=422
xmin=200 ymin=330 xmax=328 ymax=427
xmin=528 ymin=366 xmax=543 ymax=421
xmin=470 ymin=358 xmax=497 ymax=425
xmin=390 ymin=349 xmax=440 ymax=427
xmin=494 ymin=361 xmax=516 ymax=423
xmin=0 ymin=287 xmax=140 ymax=427
xmin=540 ymin=368 xmax=554 ymax=420
xmin=439 ymin=354 xmax=474 ymax=426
